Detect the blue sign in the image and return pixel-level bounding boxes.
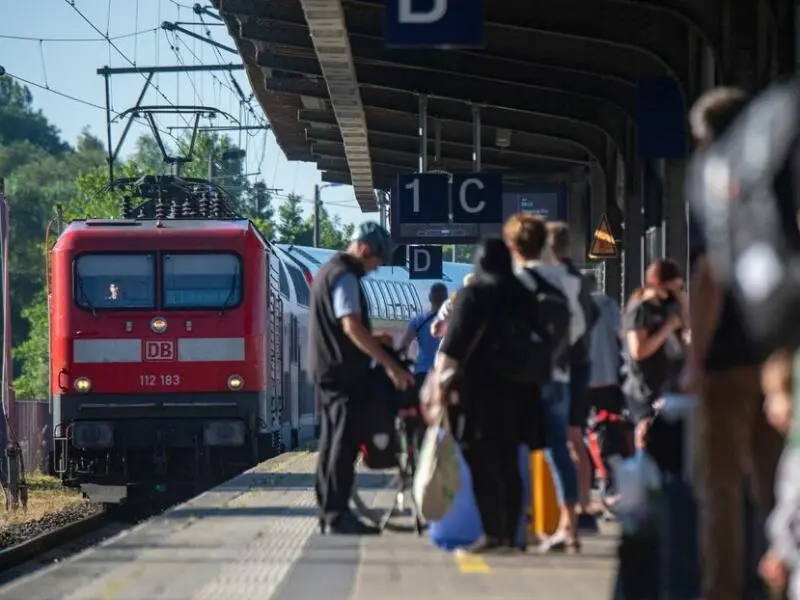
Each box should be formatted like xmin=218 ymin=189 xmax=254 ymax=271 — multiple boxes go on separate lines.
xmin=451 ymin=173 xmax=503 ymax=224
xmin=396 ymin=173 xmax=449 ymax=224
xmin=391 ymin=244 xmax=408 ymax=267
xmin=503 ymin=184 xmax=567 ymax=222
xmin=408 ymin=245 xmax=443 ymax=280
xmin=385 ymin=0 xmax=485 ymax=48
xmin=636 ymin=76 xmax=688 ymax=159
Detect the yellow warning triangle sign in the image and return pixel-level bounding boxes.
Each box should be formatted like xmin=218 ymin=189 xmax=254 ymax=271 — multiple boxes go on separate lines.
xmin=588 ymin=214 xmax=618 ymax=259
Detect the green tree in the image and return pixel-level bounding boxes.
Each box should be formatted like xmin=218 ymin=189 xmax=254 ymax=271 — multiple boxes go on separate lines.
xmin=0 ymin=77 xmax=68 ymax=155
xmin=276 ymin=193 xmax=307 ymax=243
xmin=441 ymin=244 xmax=476 ymax=264
xmin=242 ymin=180 xmax=274 ymax=238
xmin=312 ymin=204 xmax=354 ymax=250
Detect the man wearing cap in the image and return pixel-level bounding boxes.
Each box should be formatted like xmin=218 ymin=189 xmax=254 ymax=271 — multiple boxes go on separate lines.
xmin=308 ymin=221 xmax=415 ymax=535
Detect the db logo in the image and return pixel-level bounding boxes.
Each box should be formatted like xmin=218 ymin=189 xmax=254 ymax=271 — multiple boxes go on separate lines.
xmin=144 ymin=340 xmax=175 ymax=361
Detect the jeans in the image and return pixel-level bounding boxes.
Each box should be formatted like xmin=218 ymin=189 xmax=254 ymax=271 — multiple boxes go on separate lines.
xmin=541 ymin=381 xmax=579 ymax=505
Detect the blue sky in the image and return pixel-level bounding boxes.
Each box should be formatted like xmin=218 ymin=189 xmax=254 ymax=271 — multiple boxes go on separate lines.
xmin=1 ymin=0 xmax=373 ymax=227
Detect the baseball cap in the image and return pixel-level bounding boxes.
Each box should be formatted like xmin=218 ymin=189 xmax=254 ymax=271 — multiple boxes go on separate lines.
xmin=352 ymin=221 xmax=392 ymax=264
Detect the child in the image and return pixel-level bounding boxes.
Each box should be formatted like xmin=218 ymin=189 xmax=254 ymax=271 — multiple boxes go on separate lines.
xmin=760 ymin=349 xmax=796 ymax=597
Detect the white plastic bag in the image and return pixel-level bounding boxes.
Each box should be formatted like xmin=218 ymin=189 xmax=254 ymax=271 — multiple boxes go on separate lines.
xmin=614 ymin=449 xmax=662 ymax=535
xmin=413 ymin=408 xmax=461 ymax=522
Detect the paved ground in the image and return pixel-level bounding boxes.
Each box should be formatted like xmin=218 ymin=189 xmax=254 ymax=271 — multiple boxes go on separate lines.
xmin=0 ymin=451 xmax=618 ymax=599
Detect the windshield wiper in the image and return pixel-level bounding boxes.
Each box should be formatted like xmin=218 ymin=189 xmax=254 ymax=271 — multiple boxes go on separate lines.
xmin=217 ymin=266 xmax=240 ymax=314
xmin=75 ymin=271 xmax=97 ymax=318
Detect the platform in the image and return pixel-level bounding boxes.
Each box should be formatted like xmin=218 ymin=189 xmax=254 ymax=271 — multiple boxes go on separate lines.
xmin=0 ymin=451 xmax=618 ymax=599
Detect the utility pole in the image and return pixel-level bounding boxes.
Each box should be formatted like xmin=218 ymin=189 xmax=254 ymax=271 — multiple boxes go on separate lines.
xmin=378 ymin=190 xmax=387 ymax=230
xmin=313 ymin=184 xmax=321 ymax=248
xmin=0 ymin=179 xmax=21 ymax=510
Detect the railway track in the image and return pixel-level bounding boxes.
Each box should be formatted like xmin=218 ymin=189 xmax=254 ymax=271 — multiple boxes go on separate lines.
xmin=0 ymin=511 xmax=110 ymax=572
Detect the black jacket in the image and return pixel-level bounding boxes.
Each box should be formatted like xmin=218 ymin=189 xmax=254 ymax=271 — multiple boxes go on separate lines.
xmin=307 ymin=253 xmax=372 ymax=385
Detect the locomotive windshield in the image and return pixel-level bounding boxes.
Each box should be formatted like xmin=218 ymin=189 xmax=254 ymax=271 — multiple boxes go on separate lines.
xmin=74 ymin=254 xmax=156 ymax=310
xmin=162 ymin=253 xmax=242 ymax=309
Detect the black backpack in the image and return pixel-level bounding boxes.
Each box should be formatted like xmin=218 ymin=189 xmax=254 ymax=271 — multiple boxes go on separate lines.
xmin=521 ymin=267 xmax=571 ymax=368
xmin=687 ymin=78 xmax=800 ymax=355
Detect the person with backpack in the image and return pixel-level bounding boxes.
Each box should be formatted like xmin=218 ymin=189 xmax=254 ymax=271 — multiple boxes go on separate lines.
xmin=427 ymin=237 xmax=544 ymax=555
xmin=503 ymin=213 xmax=582 ymax=553
xmin=400 ymin=282 xmax=449 ymax=392
xmin=547 ymin=222 xmax=601 ymax=531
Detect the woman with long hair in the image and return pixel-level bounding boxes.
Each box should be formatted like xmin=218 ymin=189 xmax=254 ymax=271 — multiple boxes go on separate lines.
xmin=622 ymin=259 xmax=688 ymax=445
xmin=429 ymin=237 xmax=542 ymax=554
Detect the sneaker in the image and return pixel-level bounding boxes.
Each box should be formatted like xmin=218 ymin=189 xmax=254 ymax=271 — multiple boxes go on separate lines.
xmin=327 ymin=512 xmax=381 ymax=536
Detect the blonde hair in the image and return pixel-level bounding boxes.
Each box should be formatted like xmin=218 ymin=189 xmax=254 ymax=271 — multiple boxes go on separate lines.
xmin=503 ymin=213 xmax=547 ymax=260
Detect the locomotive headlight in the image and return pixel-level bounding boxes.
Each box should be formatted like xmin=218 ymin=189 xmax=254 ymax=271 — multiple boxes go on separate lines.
xmin=73 ymin=377 xmax=92 ymax=393
xmin=227 ymin=374 xmax=244 ymax=391
xmin=150 ymin=317 xmax=168 ymax=333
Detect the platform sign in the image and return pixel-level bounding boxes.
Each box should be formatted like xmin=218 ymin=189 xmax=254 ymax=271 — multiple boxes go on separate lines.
xmin=636 ymin=77 xmax=688 ymax=159
xmin=390 ymin=244 xmax=408 ymax=267
xmin=509 ymin=186 xmax=568 ymax=222
xmin=396 ymin=172 xmax=450 ymax=224
xmin=391 ymin=172 xmax=503 ymax=245
xmin=408 ymin=246 xmax=444 ymax=280
xmin=588 ymin=214 xmax=618 ymax=259
xmin=384 ymin=0 xmax=485 ymax=49
xmin=451 ymin=173 xmax=503 ymax=224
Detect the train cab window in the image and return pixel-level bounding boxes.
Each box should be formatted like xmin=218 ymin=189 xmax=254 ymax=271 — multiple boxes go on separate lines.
xmin=74 ymin=253 xmax=155 ymax=310
xmin=162 ymin=253 xmax=242 ymax=309
xmin=284 ymin=263 xmax=310 ymax=307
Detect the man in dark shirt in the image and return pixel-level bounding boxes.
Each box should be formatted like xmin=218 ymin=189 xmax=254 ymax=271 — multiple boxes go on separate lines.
xmin=308 ymin=222 xmax=414 ymax=535
xmin=683 ymin=87 xmax=785 ymax=600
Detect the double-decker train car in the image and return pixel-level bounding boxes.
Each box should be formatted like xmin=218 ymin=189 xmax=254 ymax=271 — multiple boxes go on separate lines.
xmin=269 ymin=244 xmax=471 ymax=447
xmin=50 ymin=176 xmax=282 ymax=504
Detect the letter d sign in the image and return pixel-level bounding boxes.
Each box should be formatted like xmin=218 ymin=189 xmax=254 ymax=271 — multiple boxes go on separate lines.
xmin=398 ymin=0 xmax=447 ymax=24
xmin=408 ymin=246 xmax=443 ymax=280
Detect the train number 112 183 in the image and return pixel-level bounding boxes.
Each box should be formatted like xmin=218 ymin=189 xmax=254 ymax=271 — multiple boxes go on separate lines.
xmin=138 ymin=374 xmax=181 ymax=387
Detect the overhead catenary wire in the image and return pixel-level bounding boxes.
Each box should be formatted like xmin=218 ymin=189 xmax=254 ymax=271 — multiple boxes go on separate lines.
xmin=0 ymin=28 xmax=158 ymax=42
xmin=64 ymin=0 xmax=191 ymax=130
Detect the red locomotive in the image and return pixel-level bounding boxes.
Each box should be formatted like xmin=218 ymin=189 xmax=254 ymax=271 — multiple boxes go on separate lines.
xmin=50 ymin=176 xmax=281 ymax=504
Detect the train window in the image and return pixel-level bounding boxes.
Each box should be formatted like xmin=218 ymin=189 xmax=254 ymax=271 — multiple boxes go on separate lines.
xmin=278 ymin=262 xmax=291 ymax=299
xmin=386 ymin=282 xmax=407 ymax=320
xmin=377 ymin=281 xmax=398 ymax=320
xmin=395 ymin=283 xmax=415 ymax=318
xmin=284 ymin=263 xmax=310 ymax=307
xmin=162 ymin=253 xmax=243 ymax=309
xmin=368 ymin=279 xmax=389 ymax=320
xmin=74 ymin=253 xmax=156 ymax=310
xmin=359 ymin=280 xmax=379 ymax=319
